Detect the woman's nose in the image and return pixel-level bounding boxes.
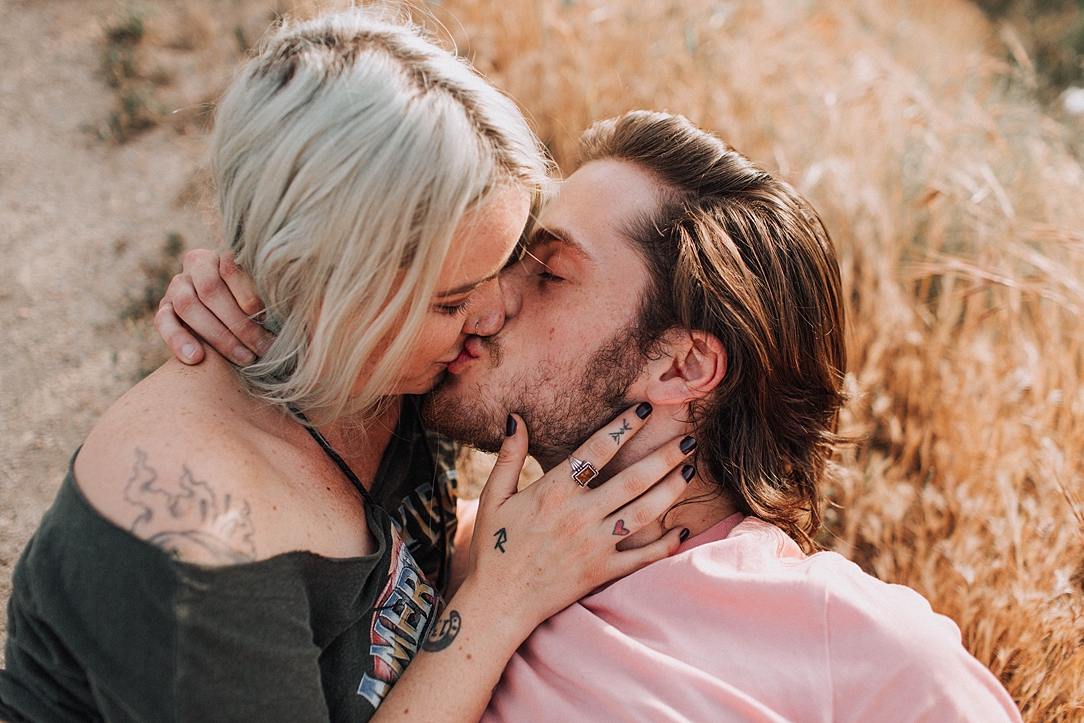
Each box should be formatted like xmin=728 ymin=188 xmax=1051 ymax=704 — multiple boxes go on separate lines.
xmin=466 ymin=277 xmax=506 ymax=337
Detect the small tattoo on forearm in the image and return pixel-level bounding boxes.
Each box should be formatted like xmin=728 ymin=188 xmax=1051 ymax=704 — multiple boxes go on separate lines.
xmin=610 ymin=419 xmax=632 ymax=443
xmin=423 ymin=610 xmax=461 ymax=652
xmin=124 ymin=448 xmax=256 ymax=564
xmin=493 ymin=527 xmax=507 ymax=553
xmin=612 ymin=519 xmax=630 ymax=536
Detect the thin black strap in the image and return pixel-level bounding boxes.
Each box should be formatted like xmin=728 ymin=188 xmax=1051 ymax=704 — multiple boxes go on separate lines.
xmin=297 ymin=416 xmax=378 ymax=507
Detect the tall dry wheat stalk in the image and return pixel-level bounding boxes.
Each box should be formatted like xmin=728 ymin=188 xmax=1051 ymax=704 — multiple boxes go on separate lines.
xmin=209 ymin=0 xmax=1084 ymax=717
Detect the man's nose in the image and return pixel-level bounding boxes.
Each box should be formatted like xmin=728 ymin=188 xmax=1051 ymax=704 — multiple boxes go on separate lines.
xmin=466 ymin=277 xmax=505 ymax=337
xmin=499 ymin=266 xmax=523 ymax=320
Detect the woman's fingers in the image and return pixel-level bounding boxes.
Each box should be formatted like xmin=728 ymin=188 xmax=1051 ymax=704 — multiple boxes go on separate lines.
xmin=182 ymin=250 xmax=270 ymax=361
xmin=607 ymin=525 xmax=686 ymax=580
xmin=459 ymin=407 xmax=695 ymax=627
xmin=603 ymin=461 xmax=693 ymax=538
xmin=166 ymin=269 xmax=256 ymax=365
xmin=154 ymin=299 xmax=204 ymax=365
xmin=218 ymin=253 xmax=263 ymax=316
xmin=592 ymin=433 xmax=695 ymax=514
xmin=473 ymin=415 xmax=528 ymax=567
xmin=479 ymin=414 xmax=528 ymax=510
xmin=217 ymin=254 xmax=274 ymax=355
xmin=560 ymin=402 xmax=654 ymax=487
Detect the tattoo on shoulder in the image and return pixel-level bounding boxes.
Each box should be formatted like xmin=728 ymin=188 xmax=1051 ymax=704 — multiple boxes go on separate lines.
xmin=422 ymin=610 xmax=461 ymax=652
xmin=124 ymin=448 xmax=257 ymax=565
xmin=610 ymin=418 xmax=632 ymax=443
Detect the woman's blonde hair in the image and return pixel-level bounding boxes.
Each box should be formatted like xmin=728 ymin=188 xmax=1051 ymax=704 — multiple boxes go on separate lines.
xmin=212 ymin=8 xmax=551 ymax=424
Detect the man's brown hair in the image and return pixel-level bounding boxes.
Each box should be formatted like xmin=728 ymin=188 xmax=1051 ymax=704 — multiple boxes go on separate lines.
xmin=579 ymin=111 xmax=847 ymax=551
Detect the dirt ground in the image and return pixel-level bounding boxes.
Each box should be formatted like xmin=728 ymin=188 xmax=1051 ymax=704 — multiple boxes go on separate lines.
xmin=0 ymin=0 xmax=244 ymax=645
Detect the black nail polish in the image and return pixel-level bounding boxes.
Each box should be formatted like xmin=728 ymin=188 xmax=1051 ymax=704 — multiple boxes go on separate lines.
xmin=679 ymin=528 xmax=690 ymax=543
xmin=679 ymin=436 xmax=697 ymax=454
xmin=681 ymin=464 xmax=695 ymax=482
xmin=635 ymin=402 xmax=653 ymax=419
xmin=505 ymin=415 xmax=517 ymax=437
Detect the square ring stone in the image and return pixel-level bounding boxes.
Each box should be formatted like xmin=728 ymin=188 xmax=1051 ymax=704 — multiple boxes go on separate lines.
xmin=573 ymin=461 xmax=598 ymax=487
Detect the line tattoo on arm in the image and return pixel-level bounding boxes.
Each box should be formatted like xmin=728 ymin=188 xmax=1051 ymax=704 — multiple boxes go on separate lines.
xmin=123 ymin=448 xmax=257 ymax=564
xmin=493 ymin=527 xmax=507 ymax=553
xmin=609 ymin=419 xmax=633 ymax=443
xmin=422 ymin=610 xmax=461 ymax=652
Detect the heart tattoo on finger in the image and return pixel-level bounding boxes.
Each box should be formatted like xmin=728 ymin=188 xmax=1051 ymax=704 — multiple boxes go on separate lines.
xmin=612 ymin=519 xmax=630 ymax=536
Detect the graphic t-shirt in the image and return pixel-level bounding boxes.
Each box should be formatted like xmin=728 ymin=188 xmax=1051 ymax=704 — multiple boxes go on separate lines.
xmin=368 ymin=395 xmax=459 ymax=592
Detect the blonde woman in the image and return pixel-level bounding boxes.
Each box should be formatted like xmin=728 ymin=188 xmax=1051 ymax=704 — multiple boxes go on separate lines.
xmin=0 ymin=11 xmax=694 ymax=723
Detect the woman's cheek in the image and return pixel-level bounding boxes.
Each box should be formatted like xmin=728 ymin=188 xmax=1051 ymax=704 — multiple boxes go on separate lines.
xmin=422 ymin=315 xmax=463 ymax=359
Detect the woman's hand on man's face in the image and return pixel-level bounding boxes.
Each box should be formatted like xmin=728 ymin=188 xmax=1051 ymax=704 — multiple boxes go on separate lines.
xmin=455 ymin=403 xmax=693 ymax=638
xmin=154 ymin=249 xmax=275 ymax=366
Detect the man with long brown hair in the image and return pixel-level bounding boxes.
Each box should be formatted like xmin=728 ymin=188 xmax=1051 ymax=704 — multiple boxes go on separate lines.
xmin=160 ymin=111 xmax=1021 ymax=721
xmin=428 ymin=110 xmax=848 ymax=553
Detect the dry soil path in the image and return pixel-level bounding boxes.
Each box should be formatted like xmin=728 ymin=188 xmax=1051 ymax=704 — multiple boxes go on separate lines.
xmin=0 ymin=0 xmax=223 ymax=646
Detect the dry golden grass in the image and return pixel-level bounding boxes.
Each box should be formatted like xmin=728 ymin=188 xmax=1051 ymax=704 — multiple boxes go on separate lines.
xmin=379 ymin=0 xmax=1082 ymax=718
xmin=152 ymin=0 xmax=1084 ymax=717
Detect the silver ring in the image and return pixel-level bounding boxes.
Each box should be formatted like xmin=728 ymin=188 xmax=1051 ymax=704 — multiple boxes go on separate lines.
xmin=569 ymin=456 xmax=598 ymax=487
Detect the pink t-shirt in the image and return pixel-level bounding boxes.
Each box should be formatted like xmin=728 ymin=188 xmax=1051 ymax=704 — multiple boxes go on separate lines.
xmin=483 ymin=515 xmax=1021 ymax=723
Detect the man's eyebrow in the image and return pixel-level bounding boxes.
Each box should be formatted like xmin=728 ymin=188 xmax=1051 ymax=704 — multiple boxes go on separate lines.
xmin=434 ymin=268 xmax=502 ymax=299
xmin=527 ymin=226 xmax=593 ymax=261
xmin=438 ymin=224 xmax=594 ymax=298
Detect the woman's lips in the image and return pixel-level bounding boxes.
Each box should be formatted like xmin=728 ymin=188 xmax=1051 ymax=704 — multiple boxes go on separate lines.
xmin=446 ymin=339 xmax=482 ymax=374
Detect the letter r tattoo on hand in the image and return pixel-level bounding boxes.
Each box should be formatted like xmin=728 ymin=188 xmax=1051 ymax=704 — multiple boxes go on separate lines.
xmin=493 ymin=527 xmax=507 ymax=553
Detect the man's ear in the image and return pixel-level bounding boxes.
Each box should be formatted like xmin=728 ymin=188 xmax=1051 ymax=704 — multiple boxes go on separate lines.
xmin=642 ymin=328 xmax=726 ymax=406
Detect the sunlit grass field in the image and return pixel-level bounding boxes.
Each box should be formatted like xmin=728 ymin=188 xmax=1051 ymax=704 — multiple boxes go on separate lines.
xmin=133 ymin=0 xmax=1084 ymax=718
xmin=414 ymin=1 xmax=1084 ymax=718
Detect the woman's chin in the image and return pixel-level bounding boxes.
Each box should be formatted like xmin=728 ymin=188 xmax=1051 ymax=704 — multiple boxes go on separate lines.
xmin=393 ymin=367 xmax=449 ymax=396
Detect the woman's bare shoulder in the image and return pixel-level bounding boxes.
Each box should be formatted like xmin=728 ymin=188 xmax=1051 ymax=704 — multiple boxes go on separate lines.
xmin=73 ymin=356 xmax=372 ymax=566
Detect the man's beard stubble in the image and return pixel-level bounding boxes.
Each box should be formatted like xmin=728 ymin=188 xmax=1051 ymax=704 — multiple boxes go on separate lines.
xmin=422 ymin=326 xmax=645 ymax=470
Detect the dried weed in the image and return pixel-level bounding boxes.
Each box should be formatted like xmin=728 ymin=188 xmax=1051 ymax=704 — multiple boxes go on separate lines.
xmin=98 ymin=7 xmax=169 ymax=142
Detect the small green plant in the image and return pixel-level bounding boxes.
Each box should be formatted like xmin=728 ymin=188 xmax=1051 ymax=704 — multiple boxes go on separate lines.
xmin=98 ymin=7 xmax=168 ymax=143
xmin=233 ymin=25 xmax=250 ymax=54
xmin=107 ymin=89 xmax=159 ymax=140
xmin=100 ymin=42 xmax=137 ymax=89
xmin=104 ymin=8 xmax=145 ymax=45
xmin=100 ymin=9 xmax=144 ymax=88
